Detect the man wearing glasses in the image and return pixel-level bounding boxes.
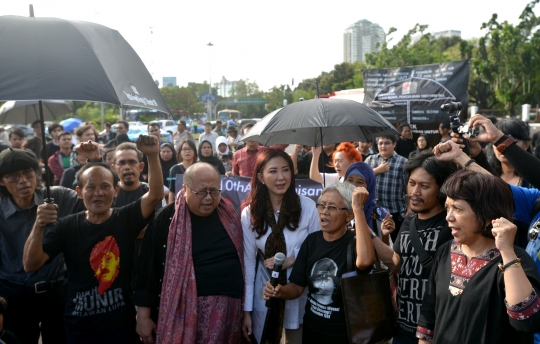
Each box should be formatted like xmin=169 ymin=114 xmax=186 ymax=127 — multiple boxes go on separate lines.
xmin=23 ymin=136 xmax=163 ymax=343
xmin=0 ymin=148 xmax=85 ymax=344
xmin=134 ymin=162 xmax=244 ymax=344
xmin=365 ymin=135 xmax=408 ymax=241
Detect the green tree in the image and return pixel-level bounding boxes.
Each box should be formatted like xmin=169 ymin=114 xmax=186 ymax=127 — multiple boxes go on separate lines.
xmin=474 ymin=0 xmax=540 ymax=114
xmin=160 ymin=86 xmax=204 ymax=117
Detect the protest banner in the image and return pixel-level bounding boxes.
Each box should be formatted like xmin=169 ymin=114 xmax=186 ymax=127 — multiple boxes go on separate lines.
xmin=363 ymin=60 xmax=470 ymax=147
xmin=175 ymin=175 xmax=323 ymax=211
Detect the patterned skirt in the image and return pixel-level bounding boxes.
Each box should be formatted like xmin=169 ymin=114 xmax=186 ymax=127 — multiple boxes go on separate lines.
xmin=196 ymin=295 xmax=243 ymax=344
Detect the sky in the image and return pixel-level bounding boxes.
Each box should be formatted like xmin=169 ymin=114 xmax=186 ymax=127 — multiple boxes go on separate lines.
xmin=2 ymin=0 xmax=538 ymax=92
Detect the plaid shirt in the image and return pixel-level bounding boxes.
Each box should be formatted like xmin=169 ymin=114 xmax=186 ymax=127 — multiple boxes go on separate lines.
xmin=365 ymin=152 xmax=407 ymax=214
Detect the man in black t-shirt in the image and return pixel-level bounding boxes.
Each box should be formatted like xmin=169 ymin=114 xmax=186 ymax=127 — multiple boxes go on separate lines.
xmin=22 ymin=136 xmax=163 ymax=343
xmin=395 ymin=124 xmax=416 ymax=159
xmin=366 ymin=151 xmax=457 ymax=344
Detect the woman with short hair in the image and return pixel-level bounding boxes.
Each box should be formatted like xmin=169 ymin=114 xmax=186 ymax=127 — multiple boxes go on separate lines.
xmin=167 ymin=140 xmax=197 ymax=203
xmin=417 ymin=169 xmax=540 ymax=343
xmin=263 ymin=182 xmax=375 ymax=343
xmin=309 ymin=142 xmax=362 ymax=186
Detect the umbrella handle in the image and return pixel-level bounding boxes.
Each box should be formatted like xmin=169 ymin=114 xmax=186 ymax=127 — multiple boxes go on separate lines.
xmin=38 ymin=101 xmax=53 ymax=200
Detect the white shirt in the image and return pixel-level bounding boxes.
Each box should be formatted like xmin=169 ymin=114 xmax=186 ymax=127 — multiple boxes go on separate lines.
xmin=318 ymin=172 xmax=342 ymax=186
xmin=242 ymin=196 xmax=320 ymax=329
xmin=198 ymin=132 xmax=219 ymax=152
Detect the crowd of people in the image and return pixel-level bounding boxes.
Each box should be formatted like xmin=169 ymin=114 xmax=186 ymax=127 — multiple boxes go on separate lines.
xmin=2 ymin=114 xmax=540 ymax=344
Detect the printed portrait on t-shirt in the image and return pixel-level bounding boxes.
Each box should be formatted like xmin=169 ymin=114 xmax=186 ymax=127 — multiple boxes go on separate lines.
xmin=89 ymin=235 xmax=120 ymax=295
xmin=308 ymin=258 xmax=340 ymax=305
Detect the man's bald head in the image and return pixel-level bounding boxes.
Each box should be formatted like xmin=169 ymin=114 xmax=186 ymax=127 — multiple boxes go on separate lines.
xmin=183 ymin=162 xmax=221 ymax=217
xmin=184 ymin=162 xmax=220 ymax=186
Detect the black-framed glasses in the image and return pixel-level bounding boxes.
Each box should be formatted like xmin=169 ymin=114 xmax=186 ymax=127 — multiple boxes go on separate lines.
xmin=186 ymin=185 xmax=221 ymax=199
xmin=115 ymin=159 xmax=139 ymax=167
xmin=316 ymin=203 xmax=348 ymax=213
xmin=2 ymin=169 xmax=36 ymax=183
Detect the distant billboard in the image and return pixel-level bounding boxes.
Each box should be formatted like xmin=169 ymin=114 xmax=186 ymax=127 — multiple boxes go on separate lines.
xmin=163 ymin=77 xmax=177 ymax=87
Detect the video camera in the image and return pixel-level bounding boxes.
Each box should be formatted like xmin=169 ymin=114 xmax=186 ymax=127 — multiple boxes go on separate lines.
xmin=440 ymin=102 xmax=479 ymax=139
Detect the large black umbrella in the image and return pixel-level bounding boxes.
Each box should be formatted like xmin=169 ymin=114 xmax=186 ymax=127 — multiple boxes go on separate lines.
xmin=0 ymin=100 xmax=72 ymax=124
xmin=0 ymin=13 xmax=171 ymax=201
xmin=242 ymin=98 xmax=398 ymax=146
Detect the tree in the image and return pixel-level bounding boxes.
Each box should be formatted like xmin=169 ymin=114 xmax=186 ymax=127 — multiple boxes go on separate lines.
xmin=160 ymin=86 xmax=204 ymax=117
xmin=474 ymin=0 xmax=540 ymax=114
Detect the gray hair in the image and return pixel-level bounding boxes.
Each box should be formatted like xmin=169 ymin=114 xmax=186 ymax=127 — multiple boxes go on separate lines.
xmin=318 ymin=182 xmax=354 ymax=211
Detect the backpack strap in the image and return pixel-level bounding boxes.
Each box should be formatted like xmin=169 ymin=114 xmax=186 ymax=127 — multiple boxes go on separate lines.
xmin=408 ymin=215 xmax=433 ymax=269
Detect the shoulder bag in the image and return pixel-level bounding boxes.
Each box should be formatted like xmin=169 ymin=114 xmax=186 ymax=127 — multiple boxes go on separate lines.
xmin=341 ymin=236 xmax=396 ymax=344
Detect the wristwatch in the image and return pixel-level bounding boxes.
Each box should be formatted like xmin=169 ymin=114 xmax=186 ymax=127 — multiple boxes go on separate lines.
xmin=370 ymin=231 xmax=377 ymax=239
xmin=494 ymin=135 xmax=517 ymax=154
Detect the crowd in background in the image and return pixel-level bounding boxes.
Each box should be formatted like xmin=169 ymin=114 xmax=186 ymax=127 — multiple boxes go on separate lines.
xmin=2 ymin=114 xmax=540 ymax=344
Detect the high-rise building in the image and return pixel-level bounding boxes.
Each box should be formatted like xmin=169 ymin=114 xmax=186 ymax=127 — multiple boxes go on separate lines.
xmin=343 ymin=19 xmax=386 ymax=63
xmin=213 ymin=76 xmax=239 ymax=97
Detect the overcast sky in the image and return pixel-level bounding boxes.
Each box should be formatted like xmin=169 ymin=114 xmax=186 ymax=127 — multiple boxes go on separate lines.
xmin=2 ymin=0 xmax=538 ymax=92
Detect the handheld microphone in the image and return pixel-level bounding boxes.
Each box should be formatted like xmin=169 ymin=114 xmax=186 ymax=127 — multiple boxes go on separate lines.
xmin=266 ymin=252 xmax=286 ymax=308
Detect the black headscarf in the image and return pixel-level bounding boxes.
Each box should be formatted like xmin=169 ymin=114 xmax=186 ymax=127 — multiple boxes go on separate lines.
xmin=198 ymin=140 xmax=225 ymax=175
xmin=160 ymin=142 xmax=178 ymax=187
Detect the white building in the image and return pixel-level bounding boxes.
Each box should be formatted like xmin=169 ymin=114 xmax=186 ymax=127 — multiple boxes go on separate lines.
xmin=213 ymin=76 xmax=239 ymax=97
xmin=343 ymin=19 xmax=386 ymax=63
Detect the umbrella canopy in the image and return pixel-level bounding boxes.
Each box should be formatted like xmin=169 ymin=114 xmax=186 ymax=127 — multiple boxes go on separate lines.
xmin=0 ymin=15 xmax=171 ymax=115
xmin=60 ymin=118 xmax=83 ymax=132
xmin=0 ymin=100 xmax=72 ymax=124
xmin=242 ymin=98 xmax=399 ymax=146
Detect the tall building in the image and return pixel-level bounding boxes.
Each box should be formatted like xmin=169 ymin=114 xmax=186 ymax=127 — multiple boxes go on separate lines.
xmin=213 ymin=76 xmax=239 ymax=97
xmin=343 ymin=19 xmax=386 ymax=63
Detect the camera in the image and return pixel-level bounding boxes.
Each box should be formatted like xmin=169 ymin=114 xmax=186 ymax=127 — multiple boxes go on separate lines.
xmin=441 ymin=102 xmax=479 ymax=138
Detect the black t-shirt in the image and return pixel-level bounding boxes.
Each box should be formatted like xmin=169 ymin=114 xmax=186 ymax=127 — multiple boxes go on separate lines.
xmin=191 ymin=210 xmax=243 ymax=299
xmin=392 ymin=211 xmax=453 ymax=344
xmin=0 ymin=328 xmax=21 ymax=344
xmin=395 ymin=137 xmax=415 ymax=159
xmin=289 ymin=230 xmax=361 ymax=338
xmin=168 ymin=164 xmax=187 ymax=194
xmin=298 ymin=151 xmax=336 ymax=174
xmin=113 ymin=182 xmax=162 ymax=212
xmin=42 ymin=200 xmax=148 ymax=335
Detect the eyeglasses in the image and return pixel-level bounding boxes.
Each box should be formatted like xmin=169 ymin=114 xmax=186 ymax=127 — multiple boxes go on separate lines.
xmin=316 ymin=203 xmax=348 ymax=213
xmin=186 ymin=185 xmax=221 ymax=199
xmin=2 ymin=169 xmax=36 ymax=183
xmin=115 ymin=159 xmax=139 ymax=167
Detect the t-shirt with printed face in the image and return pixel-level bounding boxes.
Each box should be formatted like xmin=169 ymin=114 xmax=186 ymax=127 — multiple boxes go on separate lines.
xmin=392 ymin=211 xmax=453 ymax=344
xmin=289 ymin=230 xmax=367 ymax=338
xmin=42 ymin=199 xmax=147 ymax=335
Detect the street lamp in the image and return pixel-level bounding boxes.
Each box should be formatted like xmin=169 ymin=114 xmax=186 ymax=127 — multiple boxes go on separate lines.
xmin=207 ymin=42 xmax=214 ymax=120
xmin=302 ymin=81 xmax=319 ymax=98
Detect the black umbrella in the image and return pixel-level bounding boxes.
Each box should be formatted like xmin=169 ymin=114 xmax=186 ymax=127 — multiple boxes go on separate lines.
xmin=242 ymin=98 xmax=398 ymax=146
xmin=0 ymin=13 xmax=171 ymax=201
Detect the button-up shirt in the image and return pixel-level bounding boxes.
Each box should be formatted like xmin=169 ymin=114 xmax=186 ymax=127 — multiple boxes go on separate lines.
xmin=365 ymin=152 xmax=408 ymax=214
xmin=0 ymin=187 xmax=84 ymax=285
xmin=232 ymin=146 xmax=263 ymax=177
xmin=172 ymin=131 xmax=195 ymax=151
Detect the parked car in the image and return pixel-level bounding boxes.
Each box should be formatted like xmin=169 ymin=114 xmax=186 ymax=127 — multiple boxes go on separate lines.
xmin=237 ymin=118 xmax=261 ymax=133
xmin=127 ymin=126 xmax=171 ymax=143
xmin=5 ymin=124 xmax=34 ymax=137
xmin=153 ymin=119 xmax=177 ymax=135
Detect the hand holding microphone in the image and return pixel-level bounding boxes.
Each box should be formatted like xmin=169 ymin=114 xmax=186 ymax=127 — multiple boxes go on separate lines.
xmin=265 ymin=252 xmax=286 ymax=308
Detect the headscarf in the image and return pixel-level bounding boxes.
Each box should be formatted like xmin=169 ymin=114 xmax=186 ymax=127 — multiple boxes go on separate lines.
xmin=215 ymin=136 xmax=229 ymax=157
xmin=345 ymin=162 xmax=376 ymax=229
xmin=198 ymin=140 xmax=225 ymax=174
xmin=157 ymin=189 xmax=244 ymax=344
xmin=160 ymin=142 xmax=178 ymax=187
xmin=115 ymin=133 xmax=131 ymax=145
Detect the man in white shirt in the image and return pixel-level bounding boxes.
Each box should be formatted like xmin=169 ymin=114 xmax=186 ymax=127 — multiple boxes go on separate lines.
xmin=198 ymin=122 xmax=219 ymax=153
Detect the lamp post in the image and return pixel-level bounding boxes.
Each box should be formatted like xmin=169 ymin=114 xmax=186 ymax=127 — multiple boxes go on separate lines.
xmin=207 ymin=42 xmax=214 ymax=120
xmin=303 ymin=81 xmax=320 ymax=98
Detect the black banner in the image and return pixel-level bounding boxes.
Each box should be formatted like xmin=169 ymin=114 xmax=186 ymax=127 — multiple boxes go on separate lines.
xmin=363 ymin=60 xmax=470 ymax=146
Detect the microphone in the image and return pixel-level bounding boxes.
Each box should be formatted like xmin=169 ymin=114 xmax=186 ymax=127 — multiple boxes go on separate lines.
xmin=266 ymin=252 xmax=286 ymax=308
